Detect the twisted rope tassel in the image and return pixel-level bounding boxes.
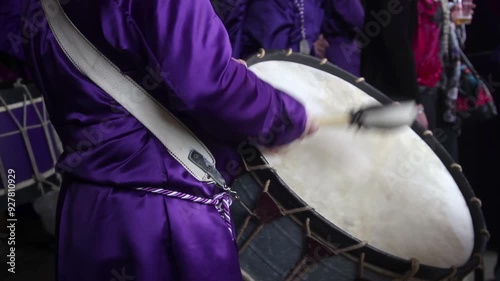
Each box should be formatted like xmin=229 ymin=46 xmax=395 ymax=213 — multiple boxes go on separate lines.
xmin=213 ymin=192 xmax=234 ymax=240
xmin=137 ymin=187 xmax=234 ymax=240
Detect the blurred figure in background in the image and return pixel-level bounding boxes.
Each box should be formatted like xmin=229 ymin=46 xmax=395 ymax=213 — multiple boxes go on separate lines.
xmin=434 ymin=0 xmax=465 ymax=162
xmin=412 ymin=0 xmax=468 ymax=161
xmin=321 ymin=0 xmax=364 ymax=76
xmin=360 ymin=0 xmax=429 ymax=127
xmin=217 ymin=0 xmax=365 ymax=77
xmin=412 ymin=0 xmax=443 ymax=131
xmin=221 ymin=0 xmax=328 ymax=59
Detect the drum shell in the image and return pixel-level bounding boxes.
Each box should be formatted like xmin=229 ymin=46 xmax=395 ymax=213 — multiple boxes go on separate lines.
xmin=0 ymin=84 xmax=62 ymax=209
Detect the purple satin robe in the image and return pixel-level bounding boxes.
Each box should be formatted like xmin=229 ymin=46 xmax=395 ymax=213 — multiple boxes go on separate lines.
xmin=7 ymin=0 xmax=308 ymax=280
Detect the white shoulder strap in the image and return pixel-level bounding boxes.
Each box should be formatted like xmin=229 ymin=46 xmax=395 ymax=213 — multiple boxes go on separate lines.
xmin=41 ymin=0 xmax=222 ymax=185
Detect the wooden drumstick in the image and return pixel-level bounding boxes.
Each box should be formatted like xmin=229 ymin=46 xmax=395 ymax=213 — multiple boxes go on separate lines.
xmin=316 ymin=114 xmax=351 ymax=127
xmin=316 ymin=101 xmax=419 ymax=129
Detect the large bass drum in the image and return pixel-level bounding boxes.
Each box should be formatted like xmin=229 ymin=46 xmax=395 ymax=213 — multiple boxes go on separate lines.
xmin=230 ymin=50 xmax=489 ymax=281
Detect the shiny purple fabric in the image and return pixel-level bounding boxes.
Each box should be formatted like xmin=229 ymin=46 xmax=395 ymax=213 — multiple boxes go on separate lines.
xmin=322 ymin=0 xmax=364 ymax=76
xmin=9 ymin=0 xmax=309 ymax=280
xmin=223 ymin=0 xmax=325 ymax=59
xmin=19 ymin=0 xmax=307 ymax=192
xmin=58 ymin=181 xmax=242 ymax=281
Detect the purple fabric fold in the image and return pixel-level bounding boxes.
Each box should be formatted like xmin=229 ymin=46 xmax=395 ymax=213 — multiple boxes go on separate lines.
xmin=58 ymin=181 xmax=242 ymax=281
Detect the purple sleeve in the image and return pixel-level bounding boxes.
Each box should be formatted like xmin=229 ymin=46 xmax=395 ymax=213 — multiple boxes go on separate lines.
xmin=0 ymin=0 xmax=24 ymax=61
xmin=127 ymin=0 xmax=307 ymax=147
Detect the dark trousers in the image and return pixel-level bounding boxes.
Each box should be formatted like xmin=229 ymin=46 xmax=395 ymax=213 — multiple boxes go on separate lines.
xmin=417 ymin=87 xmax=460 ymax=162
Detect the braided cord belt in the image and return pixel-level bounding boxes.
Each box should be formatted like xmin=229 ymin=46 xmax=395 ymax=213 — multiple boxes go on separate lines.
xmin=136 ymin=187 xmax=234 ymax=240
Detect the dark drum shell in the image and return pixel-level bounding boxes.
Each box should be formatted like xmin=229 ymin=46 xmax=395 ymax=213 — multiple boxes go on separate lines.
xmin=0 ymin=82 xmax=62 ymax=209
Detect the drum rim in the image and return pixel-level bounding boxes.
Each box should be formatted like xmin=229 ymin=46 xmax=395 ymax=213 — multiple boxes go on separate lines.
xmin=243 ymin=50 xmax=489 ymax=280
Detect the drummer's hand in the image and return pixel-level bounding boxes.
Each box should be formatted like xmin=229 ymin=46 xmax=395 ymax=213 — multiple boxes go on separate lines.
xmin=313 ymin=34 xmax=329 ymax=59
xmin=415 ymin=104 xmax=429 ymax=129
xmin=264 ymin=117 xmax=319 ymax=154
xmin=300 ymin=116 xmax=320 ymax=139
xmin=232 ymin=58 xmax=247 ymax=67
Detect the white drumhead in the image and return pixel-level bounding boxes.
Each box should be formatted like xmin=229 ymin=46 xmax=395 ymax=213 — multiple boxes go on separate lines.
xmin=248 ymin=60 xmax=474 ymax=268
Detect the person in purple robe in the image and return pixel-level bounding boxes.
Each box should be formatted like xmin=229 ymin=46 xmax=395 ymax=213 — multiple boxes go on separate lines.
xmin=219 ymin=0 xmax=364 ymax=76
xmin=3 ymin=0 xmax=318 ymax=280
xmin=321 ymin=0 xmax=365 ymax=76
xmin=220 ymin=0 xmax=327 ymax=59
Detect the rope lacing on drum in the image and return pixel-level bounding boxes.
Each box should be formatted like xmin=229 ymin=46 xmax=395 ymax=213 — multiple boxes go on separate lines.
xmin=474 ymin=253 xmax=484 ymax=269
xmin=439 ymin=267 xmax=458 ymax=281
xmin=393 ymin=258 xmax=419 ymax=281
xmin=356 ymin=252 xmax=369 ymax=281
xmin=18 ymin=79 xmax=63 ymax=186
xmin=136 ymin=187 xmax=235 ymax=240
xmin=0 ymin=94 xmax=44 ymax=193
xmin=283 ymin=218 xmax=368 ymax=281
xmin=14 ymin=80 xmax=59 ymax=166
xmin=242 ymin=156 xmax=275 ymax=173
xmin=235 ymin=179 xmax=314 ymax=253
xmin=303 ymin=218 xmax=368 ymax=256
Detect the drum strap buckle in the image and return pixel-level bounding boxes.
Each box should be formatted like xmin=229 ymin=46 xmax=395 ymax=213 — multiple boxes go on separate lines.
xmin=188 ymin=149 xmax=239 ymax=199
